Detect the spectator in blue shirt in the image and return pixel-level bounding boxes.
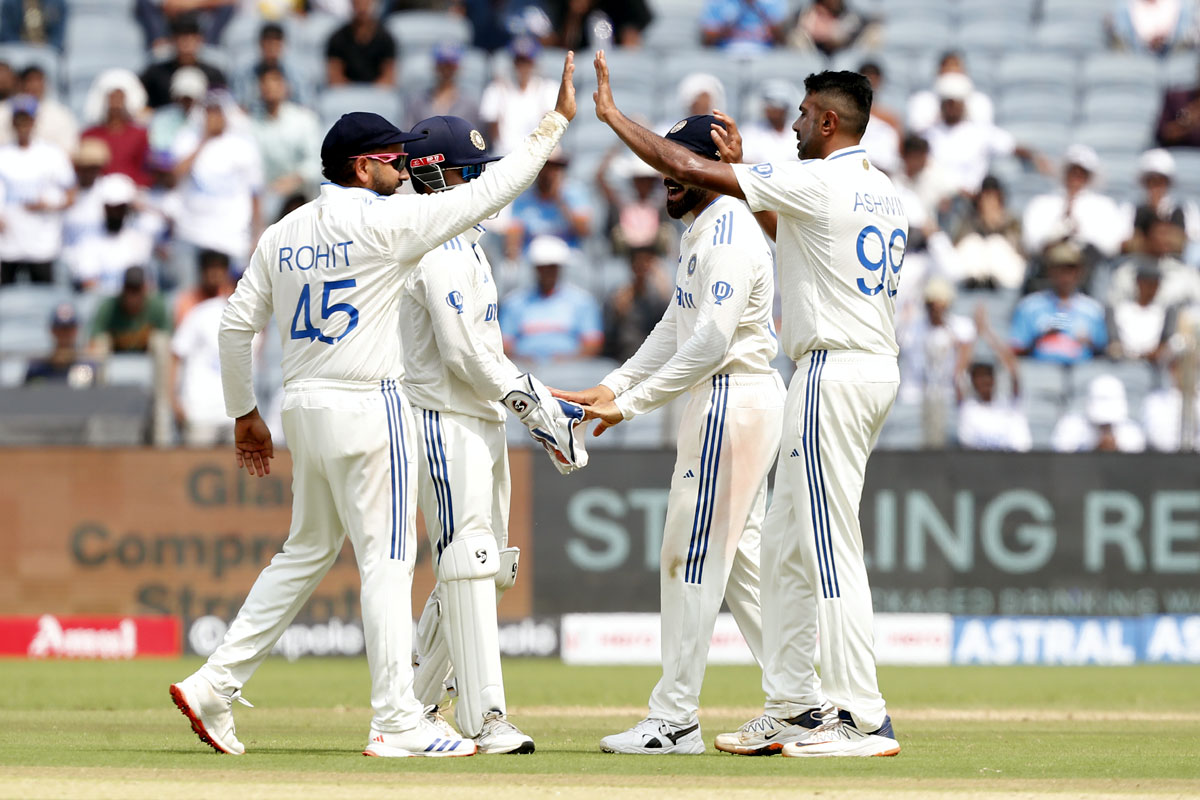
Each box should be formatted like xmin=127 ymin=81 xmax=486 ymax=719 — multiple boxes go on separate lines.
xmin=700 ymin=0 xmax=786 ymax=53
xmin=1010 ymin=242 xmax=1107 ymax=365
xmin=500 ymin=235 xmax=603 ymax=362
xmin=505 ymin=146 xmax=592 ymax=259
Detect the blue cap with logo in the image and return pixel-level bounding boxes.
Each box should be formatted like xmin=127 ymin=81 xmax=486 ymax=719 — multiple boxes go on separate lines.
xmin=665 ymin=114 xmax=727 ymax=161
xmin=405 ymin=115 xmax=500 ymax=191
xmin=320 ymin=111 xmax=423 ymax=167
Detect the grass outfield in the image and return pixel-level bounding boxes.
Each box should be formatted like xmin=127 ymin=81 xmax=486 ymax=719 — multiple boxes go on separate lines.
xmin=1 ymin=659 xmax=1198 ymax=798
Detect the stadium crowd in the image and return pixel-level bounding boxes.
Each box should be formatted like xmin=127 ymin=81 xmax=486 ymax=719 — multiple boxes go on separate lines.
xmin=0 ymin=0 xmax=1198 ymax=452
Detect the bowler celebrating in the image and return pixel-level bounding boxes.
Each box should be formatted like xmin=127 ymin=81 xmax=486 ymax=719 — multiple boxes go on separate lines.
xmin=591 ymin=52 xmax=905 ymax=758
xmin=168 ymin=53 xmax=577 ymax=759
xmin=557 ymin=115 xmax=784 ymax=755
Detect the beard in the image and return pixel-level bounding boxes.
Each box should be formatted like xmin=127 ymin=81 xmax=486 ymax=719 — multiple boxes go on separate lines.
xmin=664 ymin=179 xmax=707 ymax=219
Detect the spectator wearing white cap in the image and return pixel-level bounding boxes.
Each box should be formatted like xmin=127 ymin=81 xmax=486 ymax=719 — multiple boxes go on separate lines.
xmin=1052 ymin=375 xmax=1146 ymax=453
xmin=479 ymin=36 xmax=558 ymax=156
xmin=741 ymin=79 xmax=801 ymax=165
xmin=64 ymin=173 xmax=156 ymax=295
xmin=148 ymin=66 xmax=207 ymax=153
xmin=499 ymin=235 xmax=604 ymax=362
xmin=1022 ymin=144 xmax=1125 ymax=260
xmin=674 ymin=73 xmax=726 ymax=123
xmin=907 ymin=50 xmax=995 ymax=137
xmin=924 ymin=72 xmax=1043 ymax=196
xmin=1123 ymin=148 xmax=1200 ymax=255
xmin=0 ymin=94 xmax=76 ymax=284
xmin=1142 ymin=348 xmax=1200 ymax=451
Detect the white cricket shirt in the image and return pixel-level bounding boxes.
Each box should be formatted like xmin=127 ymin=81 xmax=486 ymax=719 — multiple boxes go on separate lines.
xmin=733 ymin=145 xmax=909 ymax=361
xmin=601 ymin=194 xmax=777 ymax=419
xmin=219 ymin=110 xmax=569 ymax=419
xmin=400 ymin=224 xmax=520 ymax=423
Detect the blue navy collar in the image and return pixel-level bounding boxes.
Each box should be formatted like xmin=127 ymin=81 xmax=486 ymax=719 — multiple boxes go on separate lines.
xmin=827 ymin=147 xmax=867 ymax=162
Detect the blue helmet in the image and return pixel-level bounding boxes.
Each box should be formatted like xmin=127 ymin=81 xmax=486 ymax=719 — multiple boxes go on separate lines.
xmin=405 ymin=115 xmax=500 ymax=192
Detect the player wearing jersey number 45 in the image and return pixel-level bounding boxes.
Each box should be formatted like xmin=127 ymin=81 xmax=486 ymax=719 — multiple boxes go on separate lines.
xmin=168 ymin=52 xmax=578 ymax=759
xmin=555 ymin=115 xmax=784 ymax=756
xmin=592 ymin=52 xmax=903 ymax=758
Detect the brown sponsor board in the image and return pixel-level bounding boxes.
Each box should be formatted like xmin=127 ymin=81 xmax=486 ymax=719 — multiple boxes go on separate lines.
xmin=0 ymin=448 xmax=533 ymax=624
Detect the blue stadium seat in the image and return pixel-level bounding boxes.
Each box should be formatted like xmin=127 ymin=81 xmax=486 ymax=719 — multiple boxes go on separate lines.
xmin=1026 ymin=396 xmax=1062 ymax=450
xmin=1033 ymin=20 xmax=1107 ymax=54
xmin=400 ymin=46 xmax=489 ymax=95
xmin=996 ymin=88 xmax=1076 ymax=125
xmin=1164 ymin=148 xmax=1200 ymax=195
xmin=385 ymin=11 xmax=471 ymax=53
xmin=317 ymin=86 xmax=402 ymax=128
xmin=104 ymin=353 xmax=154 ymax=388
xmin=64 ymin=16 xmax=142 ymax=66
xmin=881 ymin=18 xmax=954 ymax=53
xmin=957 ymin=0 xmax=1038 ymax=24
xmin=1080 ymin=54 xmax=1160 ymax=93
xmin=954 ymin=289 xmax=1019 ymax=341
xmin=995 ymin=52 xmax=1078 ymax=93
xmin=644 ymin=10 xmax=700 ymax=50
xmin=294 ymin=12 xmax=344 ymax=52
xmin=0 ymin=284 xmax=71 ymax=328
xmin=1074 ymin=120 xmax=1152 ymax=160
xmin=0 ymin=320 xmax=52 ymax=356
xmin=0 ymin=356 xmax=26 ymax=387
xmin=876 ymin=401 xmax=923 ymax=450
xmin=1080 ymin=87 xmax=1160 ymax=124
xmin=1069 ymin=359 xmax=1159 ymax=412
xmin=954 ymin=19 xmax=1031 ymax=56
xmin=1161 ymin=52 xmax=1199 ymax=89
xmin=743 ymin=50 xmax=825 ymax=92
xmin=1017 ymin=358 xmax=1069 ymax=406
xmin=1040 ymin=0 xmax=1114 ymax=25
xmin=1004 ymin=121 xmax=1073 ymax=158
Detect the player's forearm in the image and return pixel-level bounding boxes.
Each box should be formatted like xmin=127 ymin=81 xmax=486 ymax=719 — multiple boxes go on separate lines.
xmin=600 ymin=110 xmax=738 ymax=197
xmin=218 ymin=316 xmax=257 ymax=419
xmin=614 ymin=323 xmax=731 ymax=419
xmin=600 ymin=312 xmax=676 ymax=395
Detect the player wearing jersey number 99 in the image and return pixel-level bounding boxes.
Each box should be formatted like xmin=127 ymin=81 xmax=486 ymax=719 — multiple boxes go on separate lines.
xmin=592 ymin=51 xmax=904 ymax=758
xmin=168 ymin=53 xmax=577 ymax=759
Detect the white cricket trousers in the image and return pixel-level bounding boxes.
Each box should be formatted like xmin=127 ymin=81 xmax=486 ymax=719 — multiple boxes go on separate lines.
xmin=761 ymin=350 xmax=898 ymax=733
xmin=648 ymin=372 xmax=785 ymax=726
xmin=200 ymin=378 xmax=424 ymax=733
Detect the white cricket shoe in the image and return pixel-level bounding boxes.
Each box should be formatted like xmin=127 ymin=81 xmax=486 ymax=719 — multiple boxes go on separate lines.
xmin=781 ymin=710 xmax=900 ymax=758
xmin=714 ymin=705 xmax=833 ymax=755
xmin=169 ymin=673 xmax=253 ymax=755
xmin=599 ymin=718 xmax=704 ymax=755
xmin=475 ymin=711 xmax=535 ymax=754
xmin=363 ymin=718 xmax=476 ymax=758
xmin=424 ymin=705 xmax=459 ymax=737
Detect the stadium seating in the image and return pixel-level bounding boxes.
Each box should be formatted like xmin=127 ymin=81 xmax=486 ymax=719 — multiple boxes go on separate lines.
xmin=317 ymin=85 xmax=402 ymax=128
xmin=0 ymin=43 xmax=61 ymax=90
xmin=996 ymin=52 xmax=1078 ymax=94
xmin=385 ymin=12 xmax=470 ymax=53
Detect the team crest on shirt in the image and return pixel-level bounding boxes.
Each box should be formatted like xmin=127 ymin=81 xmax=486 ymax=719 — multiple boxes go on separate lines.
xmin=687 ymin=254 xmax=696 ymax=276
xmin=863 ymin=158 xmax=869 ymax=170
xmin=470 ymin=130 xmax=487 ymax=151
xmin=712 ymin=281 xmax=733 ymax=305
xmin=669 ymin=119 xmax=687 ymax=134
xmin=751 ymin=163 xmax=773 ymax=177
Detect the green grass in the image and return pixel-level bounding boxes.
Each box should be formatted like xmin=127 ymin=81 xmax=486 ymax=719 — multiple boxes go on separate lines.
xmin=1 ymin=659 xmax=1198 ymax=798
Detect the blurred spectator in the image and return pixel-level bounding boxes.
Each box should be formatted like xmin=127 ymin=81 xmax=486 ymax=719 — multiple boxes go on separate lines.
xmin=1155 ymin=68 xmax=1200 ymax=148
xmin=1107 ymin=0 xmax=1193 ymax=56
xmin=548 ymin=0 xmax=653 ymax=49
xmin=856 ymin=61 xmax=900 ymax=174
xmin=1124 ymin=148 xmax=1200 ymax=253
xmin=237 ymin=21 xmax=309 ymax=109
xmin=956 ymin=308 xmax=1031 ymax=451
xmin=326 ymin=0 xmax=397 ymax=87
xmin=953 ymin=175 xmax=1026 ymax=291
xmin=456 ymin=0 xmax=553 ymax=52
xmin=1107 ymin=217 xmax=1200 ymax=309
xmin=140 ymin=13 xmax=228 ymax=109
xmin=1052 ymin=374 xmax=1146 ymax=453
xmin=500 ymin=234 xmax=603 ymax=361
xmin=1107 ymin=262 xmax=1172 ymax=361
xmin=1022 ymin=144 xmax=1124 ymax=261
xmin=675 ymin=73 xmax=726 ymax=120
xmin=0 ymin=95 xmax=74 ymax=284
xmin=907 ymin=51 xmax=994 ymax=136
xmin=790 ymin=0 xmax=869 ymax=55
xmin=700 ymin=0 xmax=786 ymax=53
xmin=24 ymin=303 xmax=98 ymax=387
xmin=506 ymin=146 xmax=591 ymax=258
xmin=173 ymin=248 xmax=232 ymax=326
xmin=149 ymin=66 xmax=206 ymax=153
xmin=171 ymin=292 xmax=233 ymax=445
xmin=0 ymin=0 xmax=65 ymax=50
xmin=924 ymin=73 xmax=1043 ymax=196
xmin=404 ymin=44 xmax=480 ymax=129
xmin=1010 ymin=242 xmax=1107 ymax=364
xmin=0 ymin=61 xmax=14 ymax=100
xmin=250 ymin=65 xmax=320 ymax=220
xmin=169 ymin=94 xmax=263 ymax=274
xmin=741 ymin=79 xmax=801 ymax=164
xmin=897 ymin=278 xmax=975 ymax=432
xmin=595 ymin=149 xmax=672 ymax=256
xmin=65 ymin=174 xmax=155 ymax=294
xmin=81 ymin=86 xmax=151 ymax=186
xmin=893 ymin=133 xmax=956 ymax=225
xmin=1142 ymin=350 xmax=1200 ymax=450
xmin=62 ymin=138 xmax=111 ymax=256
xmin=602 ymin=245 xmax=670 ymax=362
xmin=0 ymin=65 xmax=78 ymax=154
xmin=135 ymin=1 xmax=235 ymax=50
xmin=89 ymin=266 xmax=170 ymax=354
xmin=479 ymin=35 xmax=557 ymax=156
xmin=84 ymin=69 xmax=148 ymax=130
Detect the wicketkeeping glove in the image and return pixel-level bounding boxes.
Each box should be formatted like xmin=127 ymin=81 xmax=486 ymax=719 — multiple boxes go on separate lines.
xmin=502 ymin=373 xmax=589 ymax=474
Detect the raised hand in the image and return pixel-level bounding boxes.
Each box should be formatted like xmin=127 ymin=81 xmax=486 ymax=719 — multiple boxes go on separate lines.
xmin=711 ymin=108 xmax=744 ymax=164
xmin=593 ymin=49 xmax=617 ymax=123
xmin=550 ymin=384 xmax=615 ymax=406
xmin=555 ymin=50 xmax=577 ymax=121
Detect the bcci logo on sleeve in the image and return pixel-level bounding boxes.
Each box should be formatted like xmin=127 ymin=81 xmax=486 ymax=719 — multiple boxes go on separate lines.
xmin=687 ymin=255 xmax=697 ymax=276
xmin=446 ymin=291 xmax=464 ymax=314
xmin=751 ymin=163 xmax=773 ymax=177
xmin=712 ymin=281 xmax=733 ymax=305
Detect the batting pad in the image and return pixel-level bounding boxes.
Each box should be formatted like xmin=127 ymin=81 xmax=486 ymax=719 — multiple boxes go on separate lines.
xmin=438 ymin=535 xmax=505 ymax=737
xmin=412 ymin=588 xmax=454 ymax=709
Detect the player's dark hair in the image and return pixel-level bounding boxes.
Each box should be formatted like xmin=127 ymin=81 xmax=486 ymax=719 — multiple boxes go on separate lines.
xmin=198 ymin=248 xmax=230 ymax=270
xmin=256 ymin=63 xmax=286 ymax=81
xmin=803 ymin=71 xmax=872 ymax=137
xmin=901 ymin=133 xmax=929 ymax=155
xmin=322 ymin=157 xmax=356 ymax=185
xmin=19 ymin=64 xmax=43 ymax=81
xmin=968 ymin=361 xmax=995 ymax=377
xmin=259 ymin=21 xmax=285 ymax=41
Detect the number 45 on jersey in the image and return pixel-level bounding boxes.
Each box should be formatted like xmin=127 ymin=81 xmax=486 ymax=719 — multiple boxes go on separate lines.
xmin=291 ymin=279 xmax=359 ymax=344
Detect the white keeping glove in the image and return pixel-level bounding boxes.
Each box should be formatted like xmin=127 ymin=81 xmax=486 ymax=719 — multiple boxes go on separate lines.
xmin=502 ymin=373 xmax=589 ymax=475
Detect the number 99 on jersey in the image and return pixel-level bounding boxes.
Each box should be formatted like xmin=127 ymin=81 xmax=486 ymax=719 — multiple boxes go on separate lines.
xmin=855 ymin=225 xmax=906 ymax=298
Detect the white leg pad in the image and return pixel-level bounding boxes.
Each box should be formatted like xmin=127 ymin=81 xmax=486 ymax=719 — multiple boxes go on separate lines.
xmin=495 ymin=547 xmax=520 ymax=594
xmin=412 ymin=587 xmax=454 ymax=709
xmin=438 ymin=534 xmax=504 ymax=737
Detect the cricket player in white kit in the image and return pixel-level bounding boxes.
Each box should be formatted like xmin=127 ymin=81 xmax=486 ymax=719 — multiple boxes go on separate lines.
xmin=168 ymin=53 xmax=578 ymax=759
xmin=592 ymin=54 xmax=904 ymax=757
xmin=556 ymin=114 xmax=784 ymax=755
xmin=399 ymin=114 xmax=535 ymax=754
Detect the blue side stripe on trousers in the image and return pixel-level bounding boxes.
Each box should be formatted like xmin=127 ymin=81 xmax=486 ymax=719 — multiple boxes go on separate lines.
xmin=381 ymin=380 xmax=398 ymax=559
xmin=381 ymin=380 xmax=407 ymax=560
xmin=802 ymin=353 xmax=833 ymax=598
xmin=431 ymin=411 xmax=455 ymax=557
xmin=685 ymin=374 xmax=728 ymax=585
xmin=811 ymin=355 xmax=840 ymax=598
xmin=693 ymin=375 xmax=729 ymax=583
xmin=422 ymin=410 xmax=454 ymax=560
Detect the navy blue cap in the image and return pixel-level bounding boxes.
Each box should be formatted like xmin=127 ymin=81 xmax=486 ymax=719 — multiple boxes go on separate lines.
xmin=406 ymin=116 xmax=501 ymax=169
xmin=665 ymin=114 xmax=727 ymax=161
xmin=320 ymin=112 xmax=423 ymax=166
xmin=510 ymin=35 xmax=540 ymax=60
